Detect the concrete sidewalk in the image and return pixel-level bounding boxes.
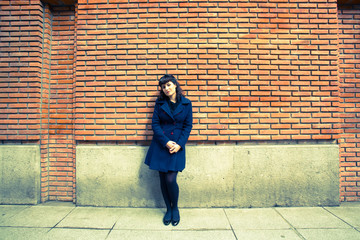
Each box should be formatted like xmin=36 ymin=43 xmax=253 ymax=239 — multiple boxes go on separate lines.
xmin=0 ymin=202 xmax=359 ymax=240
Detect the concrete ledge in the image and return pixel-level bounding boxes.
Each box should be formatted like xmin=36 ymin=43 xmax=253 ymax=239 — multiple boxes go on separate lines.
xmin=234 ymin=145 xmax=340 ymax=207
xmin=76 ymin=144 xmax=339 ymax=208
xmin=76 ymin=146 xmax=158 ymax=207
xmin=0 ymin=145 xmax=40 ymax=204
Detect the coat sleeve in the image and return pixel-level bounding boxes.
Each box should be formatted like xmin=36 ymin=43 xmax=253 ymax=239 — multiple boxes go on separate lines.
xmin=177 ymin=102 xmax=193 ymax=149
xmin=152 ymin=101 xmax=170 ymax=147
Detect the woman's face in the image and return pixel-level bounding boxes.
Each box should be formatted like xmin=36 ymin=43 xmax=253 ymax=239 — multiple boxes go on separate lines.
xmin=161 ymin=81 xmax=177 ymax=99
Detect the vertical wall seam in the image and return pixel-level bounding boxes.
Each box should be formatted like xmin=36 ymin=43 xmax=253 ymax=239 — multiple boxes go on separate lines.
xmin=39 ymin=2 xmax=46 ymax=202
xmin=72 ymin=3 xmax=78 ymax=203
xmin=40 ymin=2 xmax=52 ymax=202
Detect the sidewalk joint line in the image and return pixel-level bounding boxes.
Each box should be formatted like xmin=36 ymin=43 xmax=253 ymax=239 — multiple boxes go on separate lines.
xmin=323 ymin=207 xmax=360 ymax=233
xmin=223 ymin=208 xmax=239 ymax=240
xmin=47 ymin=206 xmax=76 ymax=233
xmin=273 ymin=208 xmax=306 ymax=240
xmin=105 ymin=222 xmax=117 ymax=239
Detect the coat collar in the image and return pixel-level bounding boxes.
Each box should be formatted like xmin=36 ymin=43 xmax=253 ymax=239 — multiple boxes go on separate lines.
xmin=157 ymin=96 xmax=190 ymax=120
xmin=157 ymin=95 xmax=190 ymax=105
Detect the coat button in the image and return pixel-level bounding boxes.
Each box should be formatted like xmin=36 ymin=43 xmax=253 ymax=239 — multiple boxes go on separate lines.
xmin=171 ymin=132 xmax=173 ymax=135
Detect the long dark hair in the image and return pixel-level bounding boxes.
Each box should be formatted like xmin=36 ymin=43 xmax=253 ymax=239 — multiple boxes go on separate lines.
xmin=158 ymin=74 xmax=184 ymax=101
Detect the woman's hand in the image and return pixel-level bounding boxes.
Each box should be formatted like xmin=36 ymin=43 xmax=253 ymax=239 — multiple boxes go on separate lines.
xmin=169 ymin=143 xmax=181 ymax=154
xmin=166 ymin=141 xmax=176 ymax=149
xmin=166 ymin=141 xmax=181 ymax=154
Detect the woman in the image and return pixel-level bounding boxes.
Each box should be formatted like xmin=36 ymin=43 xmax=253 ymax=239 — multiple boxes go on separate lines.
xmin=145 ymin=74 xmax=193 ymax=226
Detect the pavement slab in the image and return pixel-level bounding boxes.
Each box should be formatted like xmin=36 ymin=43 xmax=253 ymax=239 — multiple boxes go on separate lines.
xmin=113 ymin=208 xmax=230 ymax=231
xmin=1 ymin=203 xmax=360 ymax=240
xmin=56 ymin=207 xmax=123 ymax=229
xmin=325 ymin=206 xmax=360 ymax=229
xmin=172 ymin=208 xmax=230 ymax=230
xmin=107 ymin=230 xmax=172 ymax=240
xmin=275 ymin=207 xmax=351 ymax=229
xmin=233 ymin=229 xmax=302 ymax=240
xmin=169 ymin=230 xmax=236 ymax=240
xmin=107 ymin=230 xmax=236 ymax=240
xmin=0 ymin=205 xmax=75 ymax=228
xmin=298 ymin=228 xmax=360 ymax=240
xmin=113 ymin=208 xmax=170 ymax=231
xmin=225 ymin=208 xmax=291 ymax=230
xmin=0 ymin=227 xmax=49 ymax=240
xmin=0 ymin=205 xmax=29 ymax=224
xmin=46 ymin=228 xmax=110 ymax=240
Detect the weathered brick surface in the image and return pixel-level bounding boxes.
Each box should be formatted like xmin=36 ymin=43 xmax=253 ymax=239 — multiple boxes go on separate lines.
xmin=40 ymin=3 xmax=52 ymax=202
xmin=74 ymin=0 xmax=339 ymax=143
xmin=0 ymin=0 xmax=43 ymax=141
xmin=338 ymin=5 xmax=360 ymax=202
xmin=0 ymin=0 xmax=359 ymax=202
xmin=46 ymin=5 xmax=76 ymax=202
xmin=0 ymin=1 xmax=76 ymax=201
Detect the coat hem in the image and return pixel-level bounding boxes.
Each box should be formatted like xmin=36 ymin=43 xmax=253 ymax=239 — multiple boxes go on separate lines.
xmin=145 ymin=162 xmax=184 ymax=173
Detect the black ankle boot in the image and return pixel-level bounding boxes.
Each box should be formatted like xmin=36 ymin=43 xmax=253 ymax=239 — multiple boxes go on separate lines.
xmin=163 ymin=209 xmax=172 ymax=226
xmin=171 ymin=207 xmax=180 ymax=226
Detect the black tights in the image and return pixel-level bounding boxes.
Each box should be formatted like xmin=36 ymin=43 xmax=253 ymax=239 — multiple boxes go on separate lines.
xmin=159 ymin=171 xmax=179 ymax=212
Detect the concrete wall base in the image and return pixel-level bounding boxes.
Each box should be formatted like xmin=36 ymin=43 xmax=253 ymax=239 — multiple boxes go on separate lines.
xmin=0 ymin=145 xmax=40 ymax=204
xmin=76 ymin=144 xmax=339 ymax=208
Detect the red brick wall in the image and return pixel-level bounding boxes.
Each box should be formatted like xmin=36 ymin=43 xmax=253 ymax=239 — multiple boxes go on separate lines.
xmin=1 ymin=0 xmax=359 ymax=202
xmin=47 ymin=5 xmax=76 ymax=201
xmin=0 ymin=0 xmax=43 ymax=141
xmin=40 ymin=3 xmax=52 ymax=202
xmin=338 ymin=5 xmax=360 ymax=202
xmin=74 ymin=0 xmax=340 ymax=143
xmin=0 ymin=1 xmax=76 ymax=202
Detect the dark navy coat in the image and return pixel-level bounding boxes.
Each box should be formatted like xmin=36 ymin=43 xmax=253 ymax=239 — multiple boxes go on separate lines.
xmin=145 ymin=96 xmax=193 ymax=172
